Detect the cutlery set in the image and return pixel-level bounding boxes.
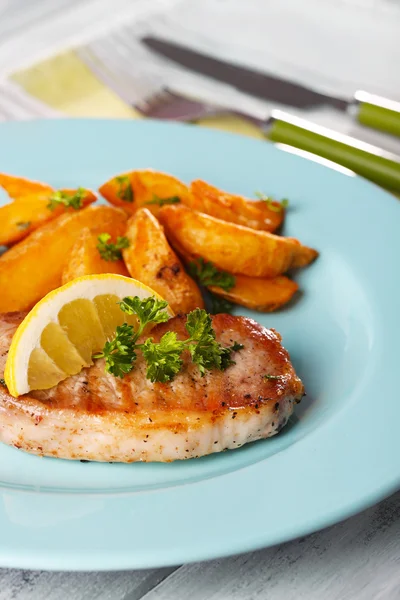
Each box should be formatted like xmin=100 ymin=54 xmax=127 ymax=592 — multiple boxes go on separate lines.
xmin=81 ymin=34 xmax=400 ymax=192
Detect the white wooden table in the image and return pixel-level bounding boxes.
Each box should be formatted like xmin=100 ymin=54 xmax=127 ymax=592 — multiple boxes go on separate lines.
xmin=0 ymin=1 xmax=399 ymax=598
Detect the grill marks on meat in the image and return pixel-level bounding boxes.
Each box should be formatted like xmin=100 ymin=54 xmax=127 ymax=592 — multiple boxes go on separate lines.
xmin=0 ymin=312 xmax=304 ymax=462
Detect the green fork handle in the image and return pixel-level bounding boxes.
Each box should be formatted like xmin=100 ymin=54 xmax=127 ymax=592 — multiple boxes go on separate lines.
xmin=266 ymin=110 xmax=400 ymax=193
xmin=353 ymin=91 xmax=400 ymax=138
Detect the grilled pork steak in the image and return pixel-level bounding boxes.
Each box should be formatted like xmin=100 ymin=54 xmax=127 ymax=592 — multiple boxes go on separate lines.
xmin=0 ymin=312 xmax=304 ymax=462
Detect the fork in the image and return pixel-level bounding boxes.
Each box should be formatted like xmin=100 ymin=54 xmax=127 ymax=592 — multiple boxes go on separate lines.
xmin=133 ymin=87 xmax=221 ymax=121
xmin=77 ymin=28 xmax=273 ymax=122
xmin=78 ymin=41 xmax=223 ymax=122
xmin=77 ymin=32 xmax=400 ymax=191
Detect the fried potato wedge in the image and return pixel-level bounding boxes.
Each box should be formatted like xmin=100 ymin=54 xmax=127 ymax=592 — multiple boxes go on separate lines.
xmin=187 ymin=180 xmax=284 ymax=232
xmin=123 ymin=208 xmax=204 ymax=313
xmin=62 ymin=227 xmax=129 ymax=284
xmin=0 ymin=206 xmax=127 ymax=312
xmin=159 ymin=205 xmax=318 ymax=278
xmin=165 ymin=244 xmax=299 ymax=312
xmin=99 ymin=169 xmax=190 ymax=218
xmin=0 ymin=189 xmax=96 ymax=246
xmin=0 ymin=173 xmax=53 ymax=199
xmin=209 ymin=274 xmax=298 ymax=312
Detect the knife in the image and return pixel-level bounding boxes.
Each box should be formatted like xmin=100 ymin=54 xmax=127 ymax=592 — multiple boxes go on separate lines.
xmin=142 ymin=36 xmax=400 ymax=192
xmin=142 ymin=37 xmax=400 ymax=138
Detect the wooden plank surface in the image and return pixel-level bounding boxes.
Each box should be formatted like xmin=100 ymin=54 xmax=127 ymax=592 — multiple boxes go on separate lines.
xmin=0 ymin=567 xmax=177 ymax=600
xmin=142 ymin=492 xmax=400 ymax=600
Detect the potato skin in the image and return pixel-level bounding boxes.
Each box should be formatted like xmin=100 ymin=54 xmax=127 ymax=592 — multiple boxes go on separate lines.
xmin=0 ymin=206 xmax=127 ymax=312
xmin=0 ymin=173 xmax=53 ymax=199
xmin=99 ymin=169 xmax=190 ymax=218
xmin=62 ymin=228 xmax=129 ymax=284
xmin=186 ymin=180 xmax=284 ymax=232
xmin=123 ymin=208 xmax=204 ymax=313
xmin=167 ymin=242 xmax=298 ymax=312
xmin=159 ymin=204 xmax=318 ymax=278
xmin=209 ymin=274 xmax=298 ymax=312
xmin=0 ymin=189 xmax=96 ymax=246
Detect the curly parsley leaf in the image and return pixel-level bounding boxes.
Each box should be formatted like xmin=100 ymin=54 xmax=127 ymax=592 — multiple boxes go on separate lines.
xmin=115 ymin=175 xmax=134 ymax=203
xmin=97 ymin=233 xmax=130 ymax=261
xmin=146 ymin=194 xmax=181 ymax=207
xmin=209 ymin=293 xmax=235 ymax=314
xmin=220 ymin=341 xmax=244 ymax=370
xmin=188 ymin=258 xmax=235 ymax=292
xmin=185 ymin=309 xmax=243 ymax=376
xmin=95 ymin=300 xmax=243 ymax=383
xmin=185 ymin=309 xmax=219 ymax=375
xmin=254 ymin=191 xmax=289 ymax=212
xmin=16 ymin=221 xmax=31 ymax=230
xmin=119 ymin=296 xmax=170 ymax=336
xmin=185 ymin=308 xmax=214 ymax=341
xmin=141 ymin=309 xmax=243 ymax=380
xmin=141 ymin=332 xmax=185 ymax=383
xmin=231 ymin=342 xmax=244 ymax=352
xmin=188 ymin=337 xmax=221 ymax=375
xmin=94 ymin=297 xmax=170 ymax=378
xmin=47 ymin=187 xmax=87 ymax=211
xmin=93 ymin=323 xmax=136 ymax=378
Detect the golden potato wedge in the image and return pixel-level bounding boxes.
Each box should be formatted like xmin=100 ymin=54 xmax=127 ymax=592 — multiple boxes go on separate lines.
xmin=0 ymin=189 xmax=96 ymax=246
xmin=166 ymin=246 xmax=298 ymax=312
xmin=123 ymin=208 xmax=204 ymax=313
xmin=99 ymin=169 xmax=190 ymax=218
xmin=62 ymin=227 xmax=129 ymax=284
xmin=209 ymin=274 xmax=299 ymax=312
xmin=0 ymin=173 xmax=53 ymax=199
xmin=159 ymin=205 xmax=318 ymax=278
xmin=187 ymin=180 xmax=284 ymax=232
xmin=0 ymin=206 xmax=127 ymax=312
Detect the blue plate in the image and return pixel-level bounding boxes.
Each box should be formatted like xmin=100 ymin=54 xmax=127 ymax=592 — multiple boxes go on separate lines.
xmin=0 ymin=119 xmax=399 ymax=571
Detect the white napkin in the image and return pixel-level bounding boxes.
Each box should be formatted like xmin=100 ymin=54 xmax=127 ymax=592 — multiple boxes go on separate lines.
xmin=146 ymin=0 xmax=400 ymax=102
xmin=78 ymin=0 xmax=400 ymax=153
xmin=1 ymin=0 xmax=400 ymax=154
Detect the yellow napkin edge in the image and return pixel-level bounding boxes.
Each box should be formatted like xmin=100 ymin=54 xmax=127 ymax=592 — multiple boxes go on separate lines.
xmin=10 ymin=49 xmax=264 ymax=138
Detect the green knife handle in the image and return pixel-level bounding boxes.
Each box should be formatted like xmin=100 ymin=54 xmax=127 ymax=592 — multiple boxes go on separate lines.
xmin=354 ymin=91 xmax=400 ymax=138
xmin=266 ymin=111 xmax=400 ymax=192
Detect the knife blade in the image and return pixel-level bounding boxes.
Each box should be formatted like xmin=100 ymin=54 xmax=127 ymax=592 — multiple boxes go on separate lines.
xmin=142 ymin=36 xmax=400 ymax=137
xmin=142 ymin=36 xmax=349 ymax=111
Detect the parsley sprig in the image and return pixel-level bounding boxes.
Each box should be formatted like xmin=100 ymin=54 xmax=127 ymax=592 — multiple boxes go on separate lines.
xmin=93 ymin=296 xmax=170 ymax=378
xmin=114 ymin=175 xmax=134 ymax=203
xmin=185 ymin=310 xmax=243 ymax=375
xmin=0 ymin=378 xmax=5 ymax=386
xmin=118 ymin=296 xmax=170 ymax=327
xmin=97 ymin=233 xmax=130 ymax=261
xmin=141 ymin=331 xmax=184 ymax=383
xmin=94 ymin=323 xmax=136 ymax=377
xmin=255 ymin=191 xmax=289 ymax=212
xmin=47 ymin=188 xmax=87 ymax=211
xmin=188 ymin=258 xmax=235 ymax=292
xmin=94 ymin=297 xmax=243 ymax=382
xmin=16 ymin=221 xmax=31 ymax=230
xmin=142 ymin=309 xmax=242 ymax=382
xmin=209 ymin=294 xmax=235 ymax=314
xmin=146 ymin=194 xmax=181 ymax=207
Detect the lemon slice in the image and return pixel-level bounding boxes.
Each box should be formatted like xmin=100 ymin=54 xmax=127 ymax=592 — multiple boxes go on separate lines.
xmin=4 ymin=274 xmax=173 ymax=397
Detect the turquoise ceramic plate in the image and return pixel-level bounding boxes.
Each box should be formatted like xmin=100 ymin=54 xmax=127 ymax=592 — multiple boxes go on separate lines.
xmin=0 ymin=120 xmax=399 ymax=571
